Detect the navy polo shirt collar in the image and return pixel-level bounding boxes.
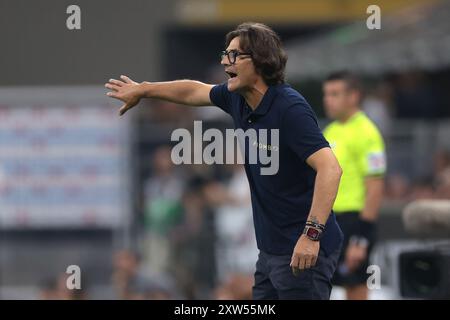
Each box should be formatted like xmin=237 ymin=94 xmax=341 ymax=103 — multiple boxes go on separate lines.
xmin=242 ymin=83 xmax=285 ymax=119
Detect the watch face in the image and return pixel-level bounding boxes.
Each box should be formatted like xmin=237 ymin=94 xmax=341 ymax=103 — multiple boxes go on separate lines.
xmin=307 ymin=227 xmax=320 ymax=239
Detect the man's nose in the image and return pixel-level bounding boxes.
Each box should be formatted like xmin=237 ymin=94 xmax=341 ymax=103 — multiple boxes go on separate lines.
xmin=220 ymin=55 xmax=230 ymax=66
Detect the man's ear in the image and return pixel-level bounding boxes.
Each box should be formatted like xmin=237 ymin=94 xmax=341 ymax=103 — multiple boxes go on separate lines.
xmin=350 ymin=90 xmax=361 ymax=106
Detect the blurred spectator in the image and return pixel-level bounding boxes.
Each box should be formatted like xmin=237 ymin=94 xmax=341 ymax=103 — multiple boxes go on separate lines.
xmin=112 ymin=249 xmax=146 ymax=299
xmin=393 ymin=71 xmax=439 ymax=119
xmin=433 ymin=150 xmax=450 ymax=199
xmin=213 ymin=273 xmax=253 ymax=300
xmin=435 ymin=168 xmax=450 ymax=199
xmin=126 ymin=270 xmax=180 ymax=300
xmin=39 ymin=273 xmax=87 ymax=300
xmin=139 ymin=100 xmax=195 ymax=128
xmin=127 ymin=284 xmax=172 ymax=300
xmin=38 ymin=278 xmax=58 ymax=300
xmin=385 ymin=149 xmax=450 ymax=201
xmin=213 ymin=163 xmax=258 ymax=283
xmin=385 ymin=174 xmax=411 ymax=201
xmin=362 ymin=80 xmax=394 ymax=136
xmin=409 ymin=177 xmax=435 ymax=200
xmin=111 ymin=249 xmax=178 ymax=300
xmin=170 ymin=175 xmax=218 ymax=299
xmin=142 ymin=145 xmax=184 ymax=274
xmin=433 ymin=150 xmax=450 ymax=179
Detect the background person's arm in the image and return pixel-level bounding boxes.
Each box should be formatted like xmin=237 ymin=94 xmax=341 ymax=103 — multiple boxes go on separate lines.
xmin=361 ymin=177 xmax=384 ymax=222
xmin=345 ymin=176 xmax=384 ymax=271
xmin=105 ymin=75 xmax=214 ymax=115
xmin=345 ymin=125 xmax=386 ymax=272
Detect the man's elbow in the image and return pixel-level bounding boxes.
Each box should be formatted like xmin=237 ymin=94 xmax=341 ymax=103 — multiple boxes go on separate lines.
xmin=316 ymin=160 xmax=342 ymax=181
xmin=326 ymin=148 xmax=343 ymax=179
xmin=309 ymin=148 xmax=342 ymax=179
xmin=335 ymin=163 xmax=343 ymax=179
xmin=328 ymin=161 xmax=342 ymax=181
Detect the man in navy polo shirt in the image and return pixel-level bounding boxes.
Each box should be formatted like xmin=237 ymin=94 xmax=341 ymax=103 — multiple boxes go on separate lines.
xmin=105 ymin=22 xmax=344 ymax=300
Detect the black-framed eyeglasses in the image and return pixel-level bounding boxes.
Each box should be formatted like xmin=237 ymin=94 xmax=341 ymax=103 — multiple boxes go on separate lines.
xmin=220 ymin=50 xmax=252 ymax=64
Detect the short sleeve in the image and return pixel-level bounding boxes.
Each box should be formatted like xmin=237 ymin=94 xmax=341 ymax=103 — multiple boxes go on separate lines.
xmin=209 ymin=83 xmax=233 ymax=114
xmin=282 ymin=104 xmax=330 ymax=162
xmin=360 ymin=128 xmax=386 ymax=177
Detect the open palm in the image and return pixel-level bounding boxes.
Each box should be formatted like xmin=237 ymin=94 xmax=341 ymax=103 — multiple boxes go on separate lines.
xmin=105 ymin=75 xmax=142 ymax=116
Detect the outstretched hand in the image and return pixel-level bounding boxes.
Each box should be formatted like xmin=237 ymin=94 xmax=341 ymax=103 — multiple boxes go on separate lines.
xmin=105 ymin=75 xmax=143 ymax=116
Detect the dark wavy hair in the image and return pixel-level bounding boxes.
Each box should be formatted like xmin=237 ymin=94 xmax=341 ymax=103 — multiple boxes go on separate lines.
xmin=325 ymin=70 xmax=364 ymax=101
xmin=225 ymin=22 xmax=287 ymax=86
xmin=325 ymin=71 xmax=363 ymax=93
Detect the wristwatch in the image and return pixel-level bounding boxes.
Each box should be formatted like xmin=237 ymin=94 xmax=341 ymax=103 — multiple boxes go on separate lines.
xmin=303 ymin=225 xmax=323 ymax=241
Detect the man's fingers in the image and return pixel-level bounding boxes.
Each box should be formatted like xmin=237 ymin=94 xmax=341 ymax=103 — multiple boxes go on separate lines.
xmin=290 ymin=254 xmax=299 ymax=268
xmin=298 ymin=254 xmax=307 ymax=270
xmin=304 ymin=256 xmax=312 ymax=269
xmin=311 ymin=255 xmax=318 ymax=267
xmin=290 ymin=254 xmax=300 ymax=276
xmin=120 ymin=75 xmax=133 ymax=84
xmin=108 ymin=78 xmax=125 ymax=87
xmin=119 ymin=105 xmax=128 ymax=116
xmin=291 ymin=254 xmax=317 ymax=276
xmin=290 ymin=260 xmax=297 ymax=270
xmin=106 ymin=91 xmax=118 ymax=98
xmin=119 ymin=104 xmax=131 ymax=116
xmin=105 ymin=83 xmax=120 ymax=92
xmin=305 ymin=254 xmax=318 ymax=269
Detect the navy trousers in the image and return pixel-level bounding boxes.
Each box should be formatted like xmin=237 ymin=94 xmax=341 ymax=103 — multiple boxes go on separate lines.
xmin=252 ymin=243 xmax=342 ymax=300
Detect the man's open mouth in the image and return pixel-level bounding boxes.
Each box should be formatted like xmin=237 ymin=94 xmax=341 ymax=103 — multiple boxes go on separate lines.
xmin=226 ymin=71 xmax=237 ymax=79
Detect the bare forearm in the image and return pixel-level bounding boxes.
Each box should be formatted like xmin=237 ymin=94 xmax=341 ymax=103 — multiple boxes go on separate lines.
xmin=361 ymin=177 xmax=384 ymax=222
xmin=105 ymin=75 xmax=213 ymax=116
xmin=307 ymin=166 xmax=342 ymax=225
xmin=140 ymin=80 xmax=213 ymax=106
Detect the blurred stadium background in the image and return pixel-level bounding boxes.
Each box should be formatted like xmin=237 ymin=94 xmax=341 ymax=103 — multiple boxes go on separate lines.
xmin=1 ymin=0 xmax=450 ymax=299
